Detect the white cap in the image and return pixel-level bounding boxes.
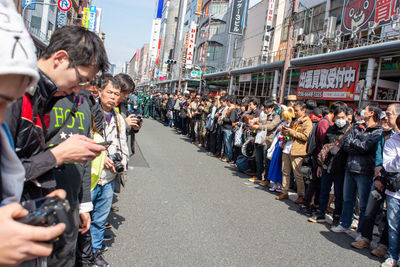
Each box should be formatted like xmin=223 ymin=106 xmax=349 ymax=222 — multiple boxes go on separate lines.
xmin=0 ymin=0 xmax=39 ymax=89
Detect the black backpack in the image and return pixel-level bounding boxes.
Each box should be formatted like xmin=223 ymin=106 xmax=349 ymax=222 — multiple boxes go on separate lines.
xmin=306 ymin=117 xmax=329 ymax=155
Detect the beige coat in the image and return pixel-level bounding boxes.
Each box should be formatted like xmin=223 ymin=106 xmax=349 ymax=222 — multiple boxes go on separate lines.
xmin=259 ymin=112 xmax=281 ymax=147
xmin=287 ymin=115 xmax=313 ymax=156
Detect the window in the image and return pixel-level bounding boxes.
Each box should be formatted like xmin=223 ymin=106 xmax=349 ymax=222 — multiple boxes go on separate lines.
xmin=31 ymin=16 xmax=41 ymax=31
xmin=209 ymin=23 xmax=226 ymax=36
xmin=210 ymin=2 xmax=228 ymax=16
xmin=207 ymin=44 xmax=224 ymax=61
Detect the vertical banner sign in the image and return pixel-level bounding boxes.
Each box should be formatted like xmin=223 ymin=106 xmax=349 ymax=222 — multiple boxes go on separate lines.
xmin=297 ymin=61 xmax=360 ymax=101
xmin=262 ymin=0 xmax=275 ymax=61
xmin=196 ymin=0 xmax=202 ymax=17
xmin=94 ymin=8 xmax=102 ymax=34
xmin=156 ymin=39 xmax=162 ymax=65
xmin=88 ymin=6 xmax=97 ymax=31
xmin=186 ymin=21 xmax=197 ymax=69
xmin=341 ymin=0 xmax=399 ymax=34
xmin=156 ymin=0 xmax=164 ymax=18
xmin=57 ymin=10 xmax=67 ymax=28
xmin=82 ymin=8 xmax=90 ymax=29
xmin=229 ymin=0 xmax=248 ymax=35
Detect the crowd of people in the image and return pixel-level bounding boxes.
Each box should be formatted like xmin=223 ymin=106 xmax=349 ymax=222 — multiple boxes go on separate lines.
xmin=137 ymin=89 xmax=400 ymax=267
xmin=0 ymin=1 xmax=142 ymax=266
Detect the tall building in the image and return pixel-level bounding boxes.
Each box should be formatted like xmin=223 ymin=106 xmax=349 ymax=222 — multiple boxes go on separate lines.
xmin=138 ymin=44 xmax=150 ymax=84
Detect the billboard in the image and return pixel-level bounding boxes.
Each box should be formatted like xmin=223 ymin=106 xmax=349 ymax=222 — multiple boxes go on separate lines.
xmin=341 ymin=0 xmax=399 ymax=34
xmin=297 ymin=61 xmax=360 ymax=101
xmin=229 ymin=0 xmax=248 ymax=35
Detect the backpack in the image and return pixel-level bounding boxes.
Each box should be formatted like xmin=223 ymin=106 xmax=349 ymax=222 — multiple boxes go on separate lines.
xmin=236 ymin=155 xmax=248 ymax=172
xmin=306 ymin=117 xmax=329 ymax=155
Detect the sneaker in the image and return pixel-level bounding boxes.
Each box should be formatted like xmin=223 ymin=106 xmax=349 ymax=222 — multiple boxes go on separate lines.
xmin=259 ymin=180 xmax=269 ymax=186
xmin=100 ymin=245 xmax=109 ymax=253
xmin=381 ymin=258 xmax=397 ymax=267
xmin=330 ymin=224 xmax=350 ymax=233
xmin=248 ymin=177 xmax=260 ymax=182
xmin=93 ymin=250 xmax=109 ymax=267
xmin=103 ymin=234 xmax=113 ymax=241
xmin=269 ymin=184 xmax=277 ymax=192
xmin=275 ymin=186 xmax=282 ymax=193
xmin=371 ymin=245 xmax=387 ymax=258
xmin=221 ymin=157 xmax=229 ymax=162
xmin=351 ymin=238 xmax=370 ymax=249
xmin=308 ymin=211 xmax=326 ymax=223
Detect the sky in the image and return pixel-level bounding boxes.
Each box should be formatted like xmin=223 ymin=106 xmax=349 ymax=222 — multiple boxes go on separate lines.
xmin=94 ymin=0 xmax=262 ymax=73
xmin=93 ymin=0 xmax=157 ymax=72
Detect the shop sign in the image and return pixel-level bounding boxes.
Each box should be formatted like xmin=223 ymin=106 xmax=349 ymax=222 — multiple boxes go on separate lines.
xmin=239 ymin=74 xmax=252 ymax=82
xmin=57 ymin=10 xmax=67 ymax=28
xmin=186 ymin=21 xmax=197 ymax=68
xmin=297 ymin=61 xmax=360 ymax=101
xmin=229 ymin=0 xmax=248 ymax=35
xmin=341 ymin=0 xmax=398 ymax=34
xmin=81 ymin=7 xmax=90 ymax=29
xmin=375 ymin=79 xmax=399 ymax=101
xmin=88 ymin=6 xmax=97 ymax=31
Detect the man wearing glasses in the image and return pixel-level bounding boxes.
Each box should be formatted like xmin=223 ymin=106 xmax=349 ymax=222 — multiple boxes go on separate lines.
xmin=5 ymin=25 xmax=109 ymax=266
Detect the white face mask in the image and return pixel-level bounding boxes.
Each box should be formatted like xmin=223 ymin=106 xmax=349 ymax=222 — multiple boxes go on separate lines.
xmin=360 ymin=109 xmax=366 ymax=119
xmin=335 ymin=119 xmax=347 ymax=128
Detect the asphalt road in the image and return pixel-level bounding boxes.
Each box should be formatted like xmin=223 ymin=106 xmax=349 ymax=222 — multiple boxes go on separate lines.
xmin=104 ymin=118 xmax=381 ymax=267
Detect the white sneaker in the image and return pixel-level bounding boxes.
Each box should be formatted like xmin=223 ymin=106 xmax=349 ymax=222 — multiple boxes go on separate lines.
xmin=276 ymin=186 xmax=282 ymax=193
xmin=330 ymin=224 xmax=350 ymax=233
xmin=269 ymin=184 xmax=277 ymax=192
xmin=381 ymin=258 xmax=397 ymax=267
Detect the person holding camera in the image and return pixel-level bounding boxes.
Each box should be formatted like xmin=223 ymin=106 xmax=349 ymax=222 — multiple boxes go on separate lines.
xmin=91 ymin=76 xmax=128 ymax=263
xmin=351 ymin=104 xmax=400 ymax=258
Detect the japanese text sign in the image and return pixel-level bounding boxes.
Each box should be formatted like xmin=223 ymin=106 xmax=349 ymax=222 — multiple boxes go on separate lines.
xmin=186 ymin=21 xmax=197 ymax=68
xmin=297 ymin=61 xmax=360 ymax=101
xmin=229 ymin=0 xmax=248 ymax=35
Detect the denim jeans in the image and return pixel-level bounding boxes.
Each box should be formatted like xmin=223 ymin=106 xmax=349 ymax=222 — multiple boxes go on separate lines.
xmin=386 ymin=195 xmax=400 ymax=260
xmin=216 ymin=126 xmax=223 ymax=155
xmin=340 ymin=171 xmax=373 ymax=229
xmin=223 ymin=129 xmax=233 ymax=160
xmin=255 ymin=145 xmax=267 ymax=179
xmin=91 ymin=179 xmax=115 ymax=251
xmin=318 ymin=170 xmax=344 ymax=217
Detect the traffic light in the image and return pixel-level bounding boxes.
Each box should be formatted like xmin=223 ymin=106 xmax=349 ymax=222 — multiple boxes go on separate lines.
xmin=201 ymin=79 xmax=207 ymax=88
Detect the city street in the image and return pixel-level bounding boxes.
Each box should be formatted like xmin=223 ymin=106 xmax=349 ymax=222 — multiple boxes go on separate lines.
xmin=103 ymin=119 xmax=381 ymax=267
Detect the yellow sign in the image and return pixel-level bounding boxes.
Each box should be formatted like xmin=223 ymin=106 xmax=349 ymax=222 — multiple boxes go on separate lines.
xmin=196 ymin=0 xmax=202 ymax=16
xmin=82 ymin=8 xmax=90 ymax=29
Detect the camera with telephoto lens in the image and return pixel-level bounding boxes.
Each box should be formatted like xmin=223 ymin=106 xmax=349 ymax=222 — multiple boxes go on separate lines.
xmin=17 ymin=197 xmax=73 ymax=243
xmin=110 ymin=153 xmax=124 ymax=173
xmin=136 ymin=115 xmax=143 ymax=125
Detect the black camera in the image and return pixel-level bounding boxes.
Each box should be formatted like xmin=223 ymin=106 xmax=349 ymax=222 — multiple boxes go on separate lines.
xmin=110 ymin=153 xmax=124 ymax=173
xmin=137 ymin=115 xmax=143 ymax=125
xmin=18 ymin=197 xmax=73 ymax=242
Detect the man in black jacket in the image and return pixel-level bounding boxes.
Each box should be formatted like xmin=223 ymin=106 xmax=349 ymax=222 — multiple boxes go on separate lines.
xmin=221 ymin=95 xmax=238 ymax=163
xmin=331 ymin=103 xmax=384 ymax=233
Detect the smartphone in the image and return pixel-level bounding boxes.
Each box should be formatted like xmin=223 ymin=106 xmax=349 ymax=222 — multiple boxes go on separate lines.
xmin=97 ymin=141 xmax=112 ymax=148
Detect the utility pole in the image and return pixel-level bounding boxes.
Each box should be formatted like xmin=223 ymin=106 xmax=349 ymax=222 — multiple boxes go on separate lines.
xmin=200 ymin=13 xmax=211 ymax=95
xmin=279 ymin=0 xmax=299 ymax=104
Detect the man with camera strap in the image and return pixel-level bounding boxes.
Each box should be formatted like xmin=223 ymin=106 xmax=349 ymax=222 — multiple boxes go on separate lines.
xmin=90 ymin=76 xmax=128 ymax=263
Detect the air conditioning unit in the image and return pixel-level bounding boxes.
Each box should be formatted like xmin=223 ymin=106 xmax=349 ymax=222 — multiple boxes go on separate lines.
xmin=294 ymin=28 xmax=304 ymax=45
xmin=304 ymin=33 xmax=316 ymax=45
xmin=324 ymin=17 xmax=337 ymax=39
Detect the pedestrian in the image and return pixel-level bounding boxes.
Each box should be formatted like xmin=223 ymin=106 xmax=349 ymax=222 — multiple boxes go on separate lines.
xmin=276 ymin=101 xmax=313 ymax=203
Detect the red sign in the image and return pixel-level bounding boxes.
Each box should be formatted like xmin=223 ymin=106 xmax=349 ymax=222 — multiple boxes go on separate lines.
xmin=58 ymin=0 xmax=72 ymax=12
xmin=297 ymin=61 xmax=360 ymax=101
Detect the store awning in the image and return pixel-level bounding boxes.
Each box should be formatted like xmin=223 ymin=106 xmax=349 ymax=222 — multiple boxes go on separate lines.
xmin=291 ymin=40 xmax=400 ymax=67
xmin=230 ymin=61 xmax=284 ymax=75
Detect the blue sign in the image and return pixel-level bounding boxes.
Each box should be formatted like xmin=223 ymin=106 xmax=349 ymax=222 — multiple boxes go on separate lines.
xmin=156 ymin=0 xmax=164 ymax=18
xmin=22 ymin=0 xmax=35 ymax=10
xmin=88 ymin=6 xmax=97 ymax=31
xmin=57 ymin=10 xmax=67 ymax=28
